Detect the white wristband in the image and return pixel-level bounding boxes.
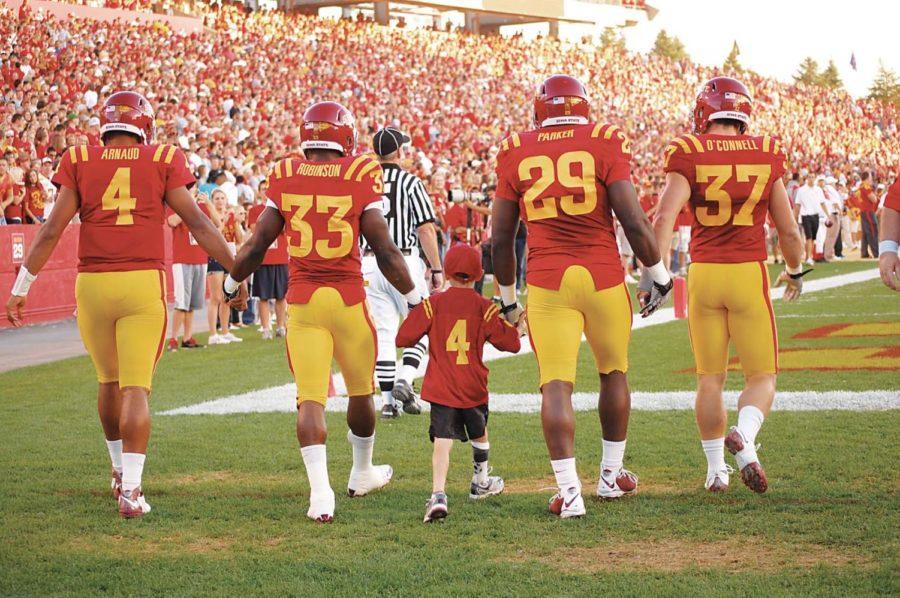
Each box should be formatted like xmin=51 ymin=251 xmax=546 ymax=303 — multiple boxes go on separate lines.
xmin=499 ymin=284 xmax=517 ymax=306
xmin=879 ymin=240 xmax=899 ymax=255
xmin=647 ymin=261 xmax=671 ymax=286
xmin=404 ymin=288 xmax=422 ymax=305
xmin=786 ymin=263 xmax=803 ymax=276
xmin=223 ymin=274 xmax=240 ymax=294
xmin=12 ymin=266 xmax=37 ymax=297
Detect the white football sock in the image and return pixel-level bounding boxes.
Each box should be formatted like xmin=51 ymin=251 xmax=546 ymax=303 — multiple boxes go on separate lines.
xmin=737 ymin=406 xmax=765 ymax=445
xmin=701 ymin=437 xmax=726 ymax=475
xmin=121 ymin=452 xmax=146 ymax=494
xmin=347 ymin=430 xmax=375 ymax=471
xmin=300 ymin=444 xmax=331 ymax=495
xmin=399 ymin=364 xmax=418 ymax=384
xmin=551 ymin=457 xmax=580 ymax=492
xmin=381 ymin=391 xmax=395 ymax=408
xmin=106 ymin=439 xmax=123 ymax=473
xmin=471 ymin=440 xmax=489 ymax=484
xmin=601 ymin=439 xmax=626 ymax=473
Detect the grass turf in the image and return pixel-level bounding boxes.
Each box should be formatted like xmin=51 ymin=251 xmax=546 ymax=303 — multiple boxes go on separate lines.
xmin=0 ymin=263 xmax=897 ymax=595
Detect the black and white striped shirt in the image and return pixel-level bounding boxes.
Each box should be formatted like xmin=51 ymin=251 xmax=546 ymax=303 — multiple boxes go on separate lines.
xmin=379 ymin=163 xmax=436 ymax=250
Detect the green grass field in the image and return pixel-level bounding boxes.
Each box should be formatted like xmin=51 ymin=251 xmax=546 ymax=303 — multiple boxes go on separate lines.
xmin=0 ymin=263 xmax=897 ymax=595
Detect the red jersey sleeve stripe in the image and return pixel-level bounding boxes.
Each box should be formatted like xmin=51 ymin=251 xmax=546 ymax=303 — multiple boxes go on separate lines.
xmin=79 ymin=145 xmax=89 ymax=162
xmin=602 ymin=125 xmax=619 ymax=140
xmin=483 ymin=304 xmax=499 ymax=322
xmin=590 ymin=123 xmax=603 ymax=138
xmin=762 ymin=135 xmax=771 ymax=153
xmin=355 ymin=159 xmax=379 ymax=182
xmin=673 ymin=137 xmax=692 ymax=154
xmin=284 ymin=159 xmax=294 ymax=178
xmin=422 ymin=298 xmax=433 ymax=319
xmin=164 ymin=146 xmax=177 ymax=164
xmin=511 ymin=133 xmax=521 ymax=148
xmin=68 ymin=146 xmax=78 ymax=164
xmin=151 ymin=145 xmax=165 ymax=162
xmin=344 ymin=155 xmax=370 ymax=181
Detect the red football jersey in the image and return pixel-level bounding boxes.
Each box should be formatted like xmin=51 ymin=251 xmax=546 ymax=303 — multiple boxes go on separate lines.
xmin=396 ymin=287 xmax=520 ymax=408
xmin=885 ymin=177 xmax=900 ymax=211
xmin=495 ymin=123 xmax=632 ymax=291
xmin=168 ymin=202 xmax=210 ymax=264
xmin=53 ymin=144 xmax=195 ymax=272
xmin=24 ymin=185 xmax=45 ymax=220
xmin=265 ymin=154 xmax=384 ymax=305
xmin=247 ymin=203 xmax=289 ymax=266
xmin=664 ymin=133 xmax=787 ymax=263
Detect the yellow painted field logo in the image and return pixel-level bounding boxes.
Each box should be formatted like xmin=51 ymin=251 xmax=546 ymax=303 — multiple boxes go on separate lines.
xmin=724 ymin=322 xmax=900 ymax=372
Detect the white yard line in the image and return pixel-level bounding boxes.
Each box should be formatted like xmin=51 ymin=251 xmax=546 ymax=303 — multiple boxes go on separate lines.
xmin=158 ymin=268 xmax=893 ymax=417
xmin=159 ymin=390 xmax=899 ymax=415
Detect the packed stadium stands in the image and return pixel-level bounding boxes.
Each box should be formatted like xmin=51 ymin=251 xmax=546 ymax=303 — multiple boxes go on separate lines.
xmin=1 ymin=2 xmax=896 ymax=222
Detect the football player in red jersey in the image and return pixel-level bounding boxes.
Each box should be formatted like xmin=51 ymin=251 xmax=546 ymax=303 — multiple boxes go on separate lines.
xmin=651 ymin=77 xmax=804 ymax=493
xmin=396 ymin=244 xmax=520 ymax=523
xmin=491 ymin=75 xmax=671 ymax=518
xmin=226 ymin=102 xmax=419 ymax=523
xmin=878 ymin=175 xmax=900 ymax=290
xmin=5 ymin=92 xmax=238 ymax=518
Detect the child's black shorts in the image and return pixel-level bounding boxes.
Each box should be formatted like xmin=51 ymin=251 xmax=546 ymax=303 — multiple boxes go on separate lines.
xmin=429 ymin=403 xmax=489 ymax=442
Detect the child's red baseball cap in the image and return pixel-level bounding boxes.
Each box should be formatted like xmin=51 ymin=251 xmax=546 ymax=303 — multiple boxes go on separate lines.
xmin=444 ymin=244 xmax=484 ymax=283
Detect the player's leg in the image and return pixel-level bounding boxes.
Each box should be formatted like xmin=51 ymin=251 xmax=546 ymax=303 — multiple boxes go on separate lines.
xmin=687 ymin=263 xmax=733 ymax=492
xmin=206 ymin=268 xmax=224 ymax=343
xmin=332 ymin=295 xmax=393 ymax=497
xmin=580 ymin=280 xmax=637 ymax=498
xmin=725 ymin=262 xmax=778 ymax=493
xmin=467 ymin=407 xmax=503 ymax=499
xmin=286 ymin=296 xmax=337 ymax=522
xmin=76 ymin=273 xmax=125 ymax=499
xmin=395 ymin=256 xmax=429 ymax=413
xmin=112 ymin=270 xmax=167 ymax=517
xmin=363 ymin=256 xmax=403 ymax=416
xmin=527 ymin=268 xmax=586 ymax=517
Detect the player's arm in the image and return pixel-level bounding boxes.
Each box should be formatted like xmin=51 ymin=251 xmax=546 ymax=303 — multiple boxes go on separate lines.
xmin=769 ymin=179 xmax=806 ymax=300
xmin=229 ymin=206 xmax=284 ymax=284
xmin=490 ymin=199 xmax=524 ymax=325
xmin=417 ymin=221 xmax=443 ymax=290
xmin=396 ymin=301 xmax=431 ymax=347
xmin=5 ymin=185 xmax=79 ymax=326
xmin=485 ymin=305 xmax=522 ymax=353
xmin=360 ymin=208 xmax=419 ymax=303
xmin=608 ymin=178 xmax=672 ymax=317
xmin=877 ymin=206 xmax=899 ymax=291
xmin=166 ymin=185 xmax=234 ymax=271
xmin=653 ymin=172 xmax=691 ymax=270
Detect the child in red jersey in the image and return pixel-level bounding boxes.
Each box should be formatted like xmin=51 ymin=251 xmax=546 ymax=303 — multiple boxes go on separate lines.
xmin=397 ymin=244 xmax=521 ymax=523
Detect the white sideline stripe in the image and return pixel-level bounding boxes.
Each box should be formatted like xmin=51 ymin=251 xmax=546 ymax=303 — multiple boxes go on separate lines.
xmin=159 ymin=390 xmax=899 ymax=415
xmin=158 ymin=268 xmax=887 ymax=417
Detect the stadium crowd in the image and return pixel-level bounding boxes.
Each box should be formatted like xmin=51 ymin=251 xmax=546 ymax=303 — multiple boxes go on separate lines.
xmin=1 ymin=4 xmax=897 ymax=266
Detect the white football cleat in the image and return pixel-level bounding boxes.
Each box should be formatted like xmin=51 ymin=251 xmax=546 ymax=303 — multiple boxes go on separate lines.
xmin=596 ymin=468 xmax=638 ymax=499
xmin=548 ymin=486 xmax=586 ymax=519
xmin=705 ymin=465 xmax=733 ymax=493
xmin=118 ymin=487 xmax=151 ymax=518
xmin=347 ymin=465 xmax=393 ymax=497
xmin=307 ymin=489 xmax=335 ymax=523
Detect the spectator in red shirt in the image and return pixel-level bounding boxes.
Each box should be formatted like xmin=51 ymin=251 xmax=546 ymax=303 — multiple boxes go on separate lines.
xmin=857 ymin=172 xmax=879 ymax=258
xmin=22 ymin=168 xmax=46 ymax=223
xmin=166 ymin=190 xmax=220 ymax=350
xmin=396 ymin=244 xmax=520 ymax=523
xmin=247 ymin=180 xmax=289 ymax=340
xmin=0 ymin=156 xmax=23 ymax=224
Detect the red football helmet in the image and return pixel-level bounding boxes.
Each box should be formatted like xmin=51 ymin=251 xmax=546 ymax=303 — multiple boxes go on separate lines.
xmin=300 ymin=101 xmax=357 ymax=156
xmin=99 ymin=91 xmax=155 ymax=144
xmin=693 ymin=77 xmax=752 ymax=134
xmin=533 ymin=75 xmax=591 ymax=128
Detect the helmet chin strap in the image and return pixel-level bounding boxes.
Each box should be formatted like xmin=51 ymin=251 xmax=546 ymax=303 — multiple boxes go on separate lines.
xmin=541 ymin=116 xmax=589 ymax=127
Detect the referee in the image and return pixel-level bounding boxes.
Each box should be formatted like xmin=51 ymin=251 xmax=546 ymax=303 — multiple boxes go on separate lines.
xmin=363 ymin=127 xmax=443 ymax=418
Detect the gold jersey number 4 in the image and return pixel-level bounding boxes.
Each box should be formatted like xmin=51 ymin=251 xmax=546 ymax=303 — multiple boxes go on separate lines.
xmin=695 ymin=164 xmax=771 ymax=227
xmin=101 ymin=167 xmax=137 ymax=225
xmin=446 ymin=319 xmax=471 ymax=365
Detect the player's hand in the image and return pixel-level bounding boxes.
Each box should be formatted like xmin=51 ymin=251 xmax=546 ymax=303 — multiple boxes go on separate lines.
xmin=224 ymin=280 xmax=249 ymax=310
xmin=637 ymin=268 xmax=673 ymax=318
xmin=878 ymin=252 xmax=899 ymax=291
xmin=6 ymin=295 xmax=26 ymax=327
xmin=775 ymin=268 xmax=812 ymax=301
xmin=430 ymin=269 xmax=444 ymax=292
xmin=500 ymin=301 xmax=525 ymax=327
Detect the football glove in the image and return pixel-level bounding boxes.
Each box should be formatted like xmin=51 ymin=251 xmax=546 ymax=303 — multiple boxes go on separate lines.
xmin=500 ymin=301 xmax=525 ymax=326
xmin=775 ymin=267 xmax=812 ymax=301
xmin=637 ymin=268 xmax=673 ymax=318
xmin=223 ymin=280 xmax=249 ymax=310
